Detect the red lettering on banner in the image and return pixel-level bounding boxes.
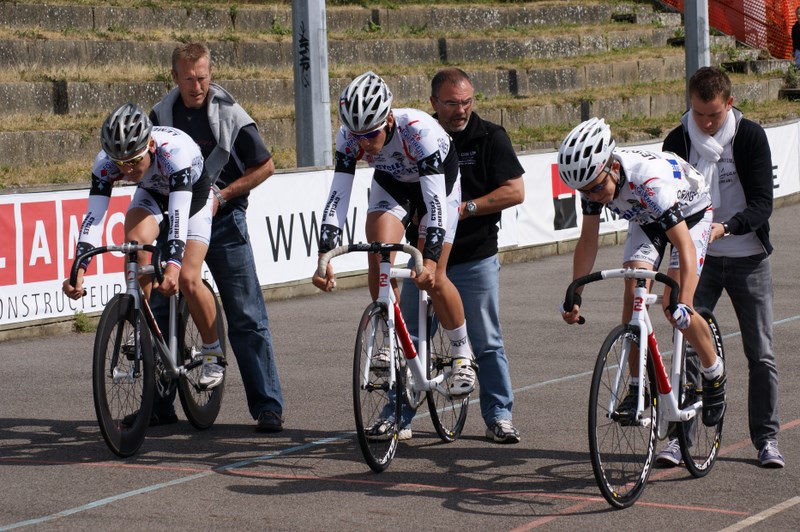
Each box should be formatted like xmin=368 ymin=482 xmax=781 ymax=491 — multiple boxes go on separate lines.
xmin=21 ymin=201 xmax=58 ymax=283
xmin=0 ymin=203 xmax=17 ymax=286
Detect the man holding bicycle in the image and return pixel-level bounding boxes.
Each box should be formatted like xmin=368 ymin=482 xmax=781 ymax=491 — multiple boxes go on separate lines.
xmin=312 ymin=72 xmax=477 ymax=439
xmin=558 ymin=117 xmax=726 ymax=427
xmin=62 ymin=102 xmax=224 ymax=391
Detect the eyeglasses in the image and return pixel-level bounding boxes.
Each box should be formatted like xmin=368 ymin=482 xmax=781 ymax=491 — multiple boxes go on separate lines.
xmin=437 ymin=97 xmax=474 ymax=109
xmin=111 ymin=151 xmax=147 ymax=167
xmin=350 ymin=121 xmax=386 ymax=141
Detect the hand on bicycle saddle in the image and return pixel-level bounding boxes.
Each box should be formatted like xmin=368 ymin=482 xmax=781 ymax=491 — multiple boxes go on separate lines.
xmin=312 ymin=260 xmax=337 ymax=292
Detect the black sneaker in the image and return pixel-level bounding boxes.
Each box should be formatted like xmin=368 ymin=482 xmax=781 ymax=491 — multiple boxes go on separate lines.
xmin=121 ymin=410 xmax=178 ymax=428
xmin=702 ymin=371 xmax=726 ymax=427
xmin=256 ymin=410 xmax=283 ymax=433
xmin=613 ymin=384 xmax=650 ymax=425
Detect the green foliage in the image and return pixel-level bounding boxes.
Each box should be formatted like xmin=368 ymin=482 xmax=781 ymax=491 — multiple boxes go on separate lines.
xmin=73 ymin=311 xmax=94 ymax=333
xmin=362 ymin=20 xmax=382 ymax=34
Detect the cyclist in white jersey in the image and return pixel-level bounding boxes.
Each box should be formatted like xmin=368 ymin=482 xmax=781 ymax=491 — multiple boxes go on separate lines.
xmin=62 ymin=103 xmax=225 ymax=390
xmin=311 ymin=71 xmax=476 ymax=402
xmin=558 ymin=118 xmax=726 ymax=426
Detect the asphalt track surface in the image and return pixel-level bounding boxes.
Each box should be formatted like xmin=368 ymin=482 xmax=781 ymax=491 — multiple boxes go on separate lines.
xmin=3 ymin=202 xmax=800 ymax=531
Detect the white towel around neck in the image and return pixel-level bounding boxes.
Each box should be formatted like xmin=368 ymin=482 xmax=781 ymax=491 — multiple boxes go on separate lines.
xmin=687 ymin=108 xmax=735 ymax=208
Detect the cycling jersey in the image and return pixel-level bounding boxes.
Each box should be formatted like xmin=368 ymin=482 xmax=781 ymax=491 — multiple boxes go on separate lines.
xmin=319 ymin=108 xmax=459 ymax=262
xmin=582 ymin=148 xmax=710 ymax=229
xmin=77 ymin=126 xmax=209 ymax=270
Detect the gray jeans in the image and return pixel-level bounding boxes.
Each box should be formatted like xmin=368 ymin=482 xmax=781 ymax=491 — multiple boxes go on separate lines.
xmin=694 ymin=253 xmax=780 ymax=448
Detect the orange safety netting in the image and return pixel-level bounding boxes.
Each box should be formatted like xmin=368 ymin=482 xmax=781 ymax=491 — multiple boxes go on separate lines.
xmin=661 ymin=0 xmax=797 ymax=59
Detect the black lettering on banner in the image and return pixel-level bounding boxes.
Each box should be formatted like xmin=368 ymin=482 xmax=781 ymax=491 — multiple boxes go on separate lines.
xmin=265 ymin=207 xmax=360 ymax=261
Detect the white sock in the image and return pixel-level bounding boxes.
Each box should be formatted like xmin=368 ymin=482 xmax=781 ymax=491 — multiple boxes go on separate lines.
xmin=202 ymin=340 xmax=222 ymax=362
xmin=701 ymin=357 xmax=724 ymax=380
xmin=443 ymin=322 xmax=472 ymax=359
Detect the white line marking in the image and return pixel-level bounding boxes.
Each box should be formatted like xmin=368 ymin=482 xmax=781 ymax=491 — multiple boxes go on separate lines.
xmin=717 ymin=496 xmax=800 ymax=531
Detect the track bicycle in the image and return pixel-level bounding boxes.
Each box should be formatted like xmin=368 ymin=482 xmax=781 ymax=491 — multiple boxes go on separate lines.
xmin=317 ymin=242 xmax=470 ymax=472
xmin=69 ymin=242 xmax=226 ymax=457
xmin=563 ymin=268 xmax=725 ymax=508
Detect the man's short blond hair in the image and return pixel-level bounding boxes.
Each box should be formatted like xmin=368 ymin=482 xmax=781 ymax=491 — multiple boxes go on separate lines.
xmin=171 ymin=43 xmax=211 ymax=73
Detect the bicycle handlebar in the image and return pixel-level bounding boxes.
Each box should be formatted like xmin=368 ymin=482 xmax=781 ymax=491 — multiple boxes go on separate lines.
xmin=69 ymin=242 xmax=164 ymax=287
xmin=563 ymin=268 xmax=680 ymax=323
xmin=317 ymin=242 xmax=424 ymax=278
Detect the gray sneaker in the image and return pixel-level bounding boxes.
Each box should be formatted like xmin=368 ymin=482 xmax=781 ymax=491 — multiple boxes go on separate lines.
xmin=656 ymin=437 xmax=682 ymax=467
xmin=758 ymin=440 xmax=785 ymax=468
xmin=199 ymin=356 xmax=225 ymax=389
xmin=486 ymin=419 xmax=520 ymax=444
xmin=365 ymin=419 xmax=412 ymax=441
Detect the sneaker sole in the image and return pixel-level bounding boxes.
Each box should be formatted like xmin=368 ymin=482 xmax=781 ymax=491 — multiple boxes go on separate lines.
xmin=655 ymin=456 xmax=681 ymax=467
xmin=366 ymin=429 xmax=412 ymax=442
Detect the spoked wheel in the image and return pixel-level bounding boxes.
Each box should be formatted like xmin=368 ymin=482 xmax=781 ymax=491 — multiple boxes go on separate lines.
xmin=353 ymin=303 xmax=401 ymax=472
xmin=92 ymin=294 xmax=155 ymax=458
xmin=426 ymin=308 xmax=468 ymax=442
xmin=588 ymin=325 xmax=658 ymax=509
xmin=177 ymin=280 xmax=226 ymax=429
xmin=677 ymin=307 xmax=725 ymax=477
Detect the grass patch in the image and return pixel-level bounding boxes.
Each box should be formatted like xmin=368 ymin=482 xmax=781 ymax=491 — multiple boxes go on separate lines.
xmin=73 ymin=311 xmax=95 ymax=333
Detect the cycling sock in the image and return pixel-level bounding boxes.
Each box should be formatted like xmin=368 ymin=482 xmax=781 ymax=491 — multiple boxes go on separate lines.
xmin=701 ymin=356 xmax=723 ymax=380
xmin=444 ymin=322 xmax=471 ymax=359
xmin=202 ymin=340 xmax=222 ymax=362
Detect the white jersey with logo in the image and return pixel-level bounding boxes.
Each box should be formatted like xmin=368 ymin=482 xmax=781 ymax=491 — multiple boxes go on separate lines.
xmin=77 ymin=126 xmax=207 ymax=269
xmin=320 ymin=108 xmax=458 ymax=260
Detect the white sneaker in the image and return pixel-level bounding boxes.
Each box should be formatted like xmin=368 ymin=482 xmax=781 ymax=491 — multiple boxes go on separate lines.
xmin=199 ymin=356 xmax=225 ymax=389
xmin=656 ymin=438 xmax=682 ymax=467
xmin=371 ymin=345 xmax=391 ymax=370
xmin=449 ymin=357 xmax=476 ymax=397
xmin=365 ymin=419 xmax=412 ymax=441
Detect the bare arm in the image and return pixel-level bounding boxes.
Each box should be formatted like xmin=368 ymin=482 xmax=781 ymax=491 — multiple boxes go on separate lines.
xmin=562 ymin=214 xmax=600 ymax=324
xmin=459 ymin=175 xmax=524 ymax=219
xmin=217 ymin=157 xmax=275 ymax=204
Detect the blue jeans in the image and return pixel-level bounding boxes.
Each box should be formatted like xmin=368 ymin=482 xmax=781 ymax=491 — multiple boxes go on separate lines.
xmin=694 ymin=253 xmax=779 ymax=448
xmin=400 ymin=254 xmax=514 ymax=427
xmin=152 ymin=207 xmax=284 ymax=420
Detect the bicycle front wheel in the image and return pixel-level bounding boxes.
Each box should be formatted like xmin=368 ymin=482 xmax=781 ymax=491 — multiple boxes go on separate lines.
xmin=353 ymin=303 xmax=401 ymax=472
xmin=677 ymin=307 xmax=725 ymax=477
xmin=588 ymin=325 xmax=658 ymax=509
xmin=92 ymin=294 xmax=155 ymax=457
xmin=177 ymin=279 xmax=226 ymax=430
xmin=426 ymin=309 xmax=468 ymax=442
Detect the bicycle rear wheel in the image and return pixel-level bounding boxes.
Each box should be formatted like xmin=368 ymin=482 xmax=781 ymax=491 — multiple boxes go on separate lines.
xmin=177 ymin=279 xmax=226 ymax=429
xmin=588 ymin=324 xmax=658 ymax=509
xmin=353 ymin=303 xmax=401 ymax=472
xmin=426 ymin=308 xmax=468 ymax=442
xmin=677 ymin=307 xmax=725 ymax=477
xmin=92 ymin=294 xmax=155 ymax=457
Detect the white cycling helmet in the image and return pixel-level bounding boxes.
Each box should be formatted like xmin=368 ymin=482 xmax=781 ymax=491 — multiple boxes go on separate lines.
xmin=100 ymin=102 xmax=152 ymax=160
xmin=338 ymin=71 xmax=393 ymax=133
xmin=557 ymin=117 xmax=616 ymax=189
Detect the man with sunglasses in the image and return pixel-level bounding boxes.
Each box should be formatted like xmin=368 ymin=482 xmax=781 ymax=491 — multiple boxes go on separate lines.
xmin=148 ymin=42 xmax=285 ymax=433
xmin=558 ymin=118 xmax=726 ymax=428
xmin=63 ymin=103 xmax=224 ymax=395
xmin=312 ymin=71 xmax=476 ymax=439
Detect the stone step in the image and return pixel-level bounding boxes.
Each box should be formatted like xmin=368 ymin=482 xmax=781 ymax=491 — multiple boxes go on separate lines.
xmin=0 ymin=49 xmax=689 ymax=116
xmin=0 ymin=2 xmax=679 ymax=34
xmin=0 ymin=77 xmax=782 ymax=168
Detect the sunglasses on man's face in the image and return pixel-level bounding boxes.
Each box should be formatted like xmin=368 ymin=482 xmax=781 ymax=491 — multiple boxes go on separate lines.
xmin=350 ymin=122 xmax=386 ymax=141
xmin=112 ymin=152 xmax=146 ymax=167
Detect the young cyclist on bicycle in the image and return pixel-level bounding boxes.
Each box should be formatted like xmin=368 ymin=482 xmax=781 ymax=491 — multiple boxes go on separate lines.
xmin=311 ymin=71 xmax=476 ymax=405
xmin=558 ymin=117 xmax=726 ymax=426
xmin=62 ymin=102 xmax=225 ymax=390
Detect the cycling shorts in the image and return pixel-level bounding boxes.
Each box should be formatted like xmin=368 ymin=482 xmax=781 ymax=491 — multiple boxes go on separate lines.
xmin=128 ymin=187 xmax=213 ymax=246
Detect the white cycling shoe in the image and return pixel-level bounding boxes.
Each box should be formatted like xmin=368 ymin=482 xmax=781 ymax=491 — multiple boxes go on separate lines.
xmin=449 ymin=357 xmax=476 ymax=397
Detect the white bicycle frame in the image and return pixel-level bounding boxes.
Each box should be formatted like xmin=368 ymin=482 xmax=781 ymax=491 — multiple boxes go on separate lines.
xmin=598 ymin=269 xmax=702 ymax=439
xmin=319 ymin=243 xmax=455 ymax=402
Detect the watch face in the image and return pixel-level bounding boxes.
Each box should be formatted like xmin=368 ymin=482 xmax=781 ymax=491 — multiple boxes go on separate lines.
xmin=467 ymin=201 xmax=476 ymax=214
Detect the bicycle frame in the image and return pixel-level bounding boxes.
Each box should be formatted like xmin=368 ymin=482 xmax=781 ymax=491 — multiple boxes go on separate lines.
xmin=566 ymin=268 xmax=701 ymax=437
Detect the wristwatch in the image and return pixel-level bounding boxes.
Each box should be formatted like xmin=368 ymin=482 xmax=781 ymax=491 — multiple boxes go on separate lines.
xmin=465 ymin=200 xmax=478 ymax=217
xmin=721 ymin=222 xmax=731 ymax=237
